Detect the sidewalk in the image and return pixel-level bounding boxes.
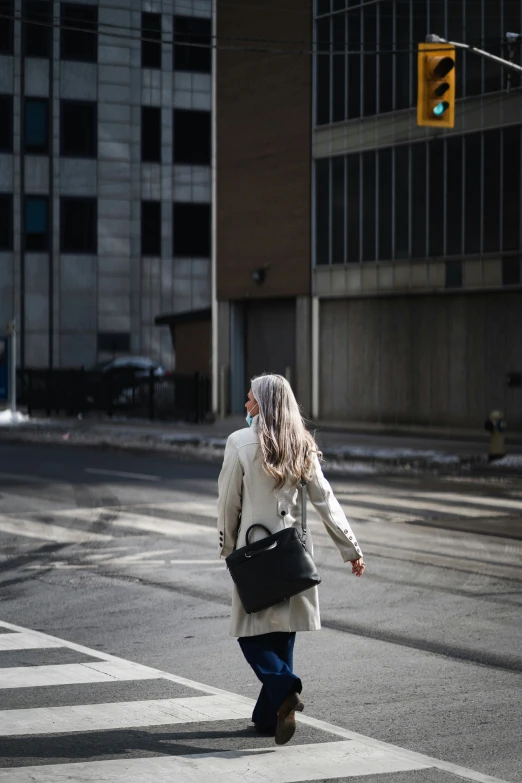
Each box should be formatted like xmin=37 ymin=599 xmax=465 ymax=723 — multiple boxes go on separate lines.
xmin=1 ymin=410 xmax=521 ymax=473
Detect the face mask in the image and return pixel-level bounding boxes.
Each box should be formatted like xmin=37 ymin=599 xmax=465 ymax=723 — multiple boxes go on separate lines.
xmin=245 ymin=412 xmax=254 ymax=427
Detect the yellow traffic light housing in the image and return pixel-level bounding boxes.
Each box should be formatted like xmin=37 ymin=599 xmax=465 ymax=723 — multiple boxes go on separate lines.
xmin=417 ymin=42 xmax=456 ymax=128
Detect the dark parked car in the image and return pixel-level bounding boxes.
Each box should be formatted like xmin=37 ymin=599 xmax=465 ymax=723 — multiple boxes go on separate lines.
xmin=86 ymin=357 xmax=170 ymax=408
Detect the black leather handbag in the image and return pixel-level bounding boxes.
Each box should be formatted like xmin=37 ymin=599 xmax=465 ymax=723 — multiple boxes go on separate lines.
xmin=225 ymin=481 xmax=321 ymax=614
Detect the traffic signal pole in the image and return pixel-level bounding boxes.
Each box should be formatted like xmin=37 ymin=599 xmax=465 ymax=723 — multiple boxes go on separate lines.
xmin=426 ymin=33 xmax=522 ymax=75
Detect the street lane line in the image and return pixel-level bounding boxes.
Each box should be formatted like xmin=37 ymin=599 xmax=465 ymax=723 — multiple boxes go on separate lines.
xmin=0 ymin=695 xmax=253 ymax=736
xmin=84 ymin=468 xmax=161 ymax=481
xmin=0 ymin=661 xmax=159 ymax=689
xmin=0 ymin=632 xmax=64 ymax=652
xmin=0 ymin=741 xmax=430 ymax=781
xmin=339 ymin=493 xmax=506 ymax=518
xmin=0 ymin=620 xmax=512 ymax=783
xmin=0 ymin=516 xmax=113 ymax=543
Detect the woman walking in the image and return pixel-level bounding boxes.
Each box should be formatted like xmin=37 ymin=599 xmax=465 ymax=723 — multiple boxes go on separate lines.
xmin=217 ymin=374 xmax=365 ymax=745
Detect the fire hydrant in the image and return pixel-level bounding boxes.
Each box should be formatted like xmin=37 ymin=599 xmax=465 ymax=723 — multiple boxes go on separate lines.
xmin=484 ymin=410 xmax=507 ymax=461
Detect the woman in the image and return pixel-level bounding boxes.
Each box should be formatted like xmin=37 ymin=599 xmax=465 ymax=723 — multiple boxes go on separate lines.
xmin=217 ymin=374 xmax=365 ymax=746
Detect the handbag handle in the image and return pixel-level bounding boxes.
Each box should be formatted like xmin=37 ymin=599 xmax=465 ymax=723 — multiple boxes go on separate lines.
xmin=245 ymin=523 xmax=273 ymax=546
xmin=300 ymin=479 xmax=308 ymax=549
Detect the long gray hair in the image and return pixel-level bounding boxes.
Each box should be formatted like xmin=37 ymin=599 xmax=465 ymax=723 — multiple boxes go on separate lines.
xmin=251 ymin=374 xmax=320 ymax=489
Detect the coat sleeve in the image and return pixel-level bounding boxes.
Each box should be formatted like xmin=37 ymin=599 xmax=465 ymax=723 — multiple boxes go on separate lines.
xmin=217 ymin=435 xmax=244 ymax=558
xmin=306 ymin=455 xmax=363 ymax=563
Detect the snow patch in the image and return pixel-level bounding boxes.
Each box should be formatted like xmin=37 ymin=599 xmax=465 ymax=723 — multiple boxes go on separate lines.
xmin=0 ymin=410 xmax=30 ymax=425
xmin=490 ymin=454 xmax=522 ymax=469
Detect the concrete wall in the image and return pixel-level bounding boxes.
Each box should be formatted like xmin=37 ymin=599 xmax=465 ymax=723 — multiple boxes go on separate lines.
xmin=320 ymin=292 xmax=522 ymax=428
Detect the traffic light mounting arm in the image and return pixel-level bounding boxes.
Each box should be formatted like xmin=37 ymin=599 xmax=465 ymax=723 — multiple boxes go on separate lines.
xmin=426 ymin=33 xmax=522 ymax=74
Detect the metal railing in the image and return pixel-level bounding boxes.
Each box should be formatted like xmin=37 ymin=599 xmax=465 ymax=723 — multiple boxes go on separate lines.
xmin=16 ymin=368 xmax=211 ymax=423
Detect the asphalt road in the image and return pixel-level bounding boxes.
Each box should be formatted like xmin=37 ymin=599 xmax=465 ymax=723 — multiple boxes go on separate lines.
xmin=0 ymin=441 xmax=521 ymax=783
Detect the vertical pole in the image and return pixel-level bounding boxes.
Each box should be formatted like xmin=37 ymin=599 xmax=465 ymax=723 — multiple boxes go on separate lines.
xmin=10 ymin=321 xmax=16 ymax=415
xmin=311 ymin=297 xmax=320 ymax=420
xmin=148 ymin=368 xmax=155 ymax=420
xmin=211 ymin=0 xmax=219 ymax=416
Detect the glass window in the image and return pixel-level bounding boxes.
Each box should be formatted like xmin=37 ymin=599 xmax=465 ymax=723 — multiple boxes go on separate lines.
xmin=346 ymin=153 xmax=360 ymax=262
xmin=445 ymin=135 xmax=463 ymax=256
xmin=502 ymin=257 xmax=521 ymax=286
xmin=502 ymin=124 xmax=521 ymax=252
xmin=316 ymin=0 xmax=330 ymax=13
xmin=173 ymin=203 xmax=211 ymax=256
xmin=24 ymin=98 xmax=48 ymax=153
xmin=332 ymin=156 xmax=344 ymax=263
xmin=0 ymin=95 xmax=13 ymax=152
xmin=411 ymin=4 xmax=428 ymax=112
xmin=60 ymin=197 xmax=97 ymax=253
xmin=315 ymin=158 xmax=329 ymax=265
xmin=394 ymin=145 xmax=409 ymax=260
xmin=315 ymin=16 xmax=330 ymax=125
xmin=60 ymin=100 xmax=97 ymax=157
xmin=141 ymin=201 xmax=161 ymax=256
xmin=464 ymin=133 xmax=482 ymax=254
xmin=504 ymin=0 xmax=522 ymax=90
xmin=0 ymin=0 xmax=13 ymax=53
xmin=464 ymin=3 xmax=482 ymax=98
xmin=24 ymin=0 xmax=52 ymax=58
xmin=60 ymin=3 xmax=97 ymax=63
xmin=428 ymin=139 xmax=444 ymax=258
xmin=411 ymin=141 xmax=427 ymax=259
xmin=173 ymin=109 xmax=211 ymax=165
xmin=142 ymin=12 xmax=161 ymax=69
xmin=378 ymin=146 xmax=392 ymax=261
xmin=141 ymin=107 xmax=161 ymax=163
xmin=25 ymin=196 xmax=48 ymax=251
xmin=361 ymin=150 xmax=376 ymax=262
xmin=483 ymin=2 xmax=502 ymax=94
xmin=445 ymin=260 xmax=462 ymax=288
xmin=395 ymin=1 xmax=413 ymax=111
xmin=362 ymin=4 xmax=377 ymax=117
xmin=0 ymin=194 xmax=12 ymax=250
xmin=346 ymin=10 xmax=360 ymax=120
xmin=332 ymin=13 xmax=345 ymax=123
xmin=378 ymin=4 xmax=393 ymax=114
xmin=483 ymin=129 xmax=501 ymax=254
xmin=174 ymin=15 xmax=211 ymax=73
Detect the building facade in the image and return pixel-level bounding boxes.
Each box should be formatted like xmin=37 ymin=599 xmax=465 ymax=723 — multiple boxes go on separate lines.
xmin=0 ymin=0 xmax=212 ymax=374
xmin=216 ymin=0 xmax=522 ymax=428
xmin=313 ymin=0 xmax=522 ymax=427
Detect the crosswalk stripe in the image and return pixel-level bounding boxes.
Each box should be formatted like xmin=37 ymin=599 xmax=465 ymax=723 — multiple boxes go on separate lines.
xmin=0 ymin=632 xmax=64 ymax=652
xmin=337 ymin=489 xmax=522 ymax=513
xmin=52 ymin=508 xmax=213 ymax=537
xmin=0 ymin=661 xmax=159 ymax=690
xmin=0 ymin=740 xmax=431 ymax=781
xmin=0 ymin=695 xmax=253 ymax=736
xmin=338 ymin=493 xmax=506 ymax=518
xmin=0 ymin=621 xmax=512 ymax=783
xmin=0 ymin=516 xmax=113 ymax=543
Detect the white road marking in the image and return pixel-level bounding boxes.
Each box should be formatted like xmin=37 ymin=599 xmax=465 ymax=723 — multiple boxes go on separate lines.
xmin=0 ymin=695 xmax=253 ymax=736
xmin=0 ymin=661 xmax=159 ymax=690
xmin=52 ymin=507 xmax=212 ymax=537
xmin=0 ymin=741 xmax=430 ymax=781
xmin=337 ymin=489 xmax=522 ymax=513
xmin=0 ymin=472 xmax=48 ymax=483
xmin=0 ymin=632 xmax=64 ymax=652
xmin=0 ymin=516 xmax=113 ymax=543
xmin=0 ymin=620 xmax=511 ymax=783
xmin=84 ymin=468 xmax=161 ymax=482
xmin=339 ymin=493 xmax=506 ymax=518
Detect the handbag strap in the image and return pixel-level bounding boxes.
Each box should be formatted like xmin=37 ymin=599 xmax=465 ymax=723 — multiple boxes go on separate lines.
xmin=300 ymin=479 xmax=308 ymax=549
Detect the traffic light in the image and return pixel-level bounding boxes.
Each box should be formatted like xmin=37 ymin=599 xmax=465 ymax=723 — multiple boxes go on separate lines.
xmin=417 ymin=42 xmax=456 ymax=128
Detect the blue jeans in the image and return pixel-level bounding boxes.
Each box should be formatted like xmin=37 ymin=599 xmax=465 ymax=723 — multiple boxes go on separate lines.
xmin=238 ymin=632 xmax=302 ymax=733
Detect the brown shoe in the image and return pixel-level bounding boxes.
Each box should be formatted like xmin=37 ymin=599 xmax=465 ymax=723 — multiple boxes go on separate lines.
xmin=275 ymin=692 xmax=304 ymax=745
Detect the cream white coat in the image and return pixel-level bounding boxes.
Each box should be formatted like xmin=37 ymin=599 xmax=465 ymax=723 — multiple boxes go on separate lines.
xmin=217 ymin=423 xmax=363 ymax=637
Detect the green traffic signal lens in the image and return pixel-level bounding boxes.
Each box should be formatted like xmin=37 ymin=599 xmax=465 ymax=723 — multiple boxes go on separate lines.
xmin=433 ymin=101 xmax=449 ymax=117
